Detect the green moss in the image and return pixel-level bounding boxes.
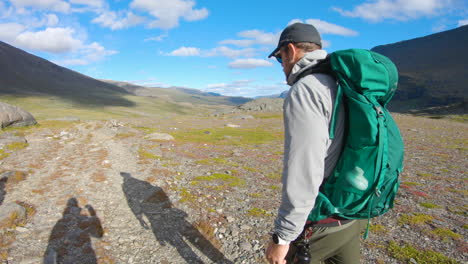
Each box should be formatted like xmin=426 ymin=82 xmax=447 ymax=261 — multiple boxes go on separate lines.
xmin=134 ymin=126 xmax=159 ymax=134
xmin=417 ymin=172 xmax=433 ymax=177
xmin=252 ymin=113 xmax=283 ymax=119
xmin=138 ymin=148 xmax=161 ymax=160
xmin=266 ymin=172 xmax=281 ymax=180
xmin=247 ymin=208 xmax=272 ymax=217
xmin=462 ymin=224 xmax=468 ymax=229
xmin=402 ymin=181 xmax=422 ymax=186
xmin=171 ymin=127 xmax=281 ymax=146
xmin=369 ymin=224 xmax=387 ymax=233
xmin=243 ymin=166 xmax=257 ymax=172
xmin=447 ymin=206 xmax=467 ymax=216
xmin=420 ymin=202 xmax=442 ymax=209
xmin=431 ymin=228 xmax=462 ymax=241
xmin=115 ymin=132 xmax=136 ymax=139
xmin=398 ymin=213 xmax=433 ymax=226
xmin=269 ymin=185 xmax=280 ymax=190
xmin=196 ymin=157 xmax=238 ymax=167
xmin=179 ymin=187 xmax=197 ymax=203
xmin=5 ymin=142 xmax=28 ymax=151
xmin=0 ymin=149 xmax=10 ymax=160
xmin=388 ymin=241 xmax=459 ymax=264
xmin=192 ymin=173 xmax=245 ymax=187
xmin=447 ymin=188 xmax=468 ymax=195
xmin=249 ymin=193 xmax=263 ymax=198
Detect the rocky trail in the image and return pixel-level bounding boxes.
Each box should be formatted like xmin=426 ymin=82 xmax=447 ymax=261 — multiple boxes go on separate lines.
xmin=0 ymin=114 xmax=466 ymax=264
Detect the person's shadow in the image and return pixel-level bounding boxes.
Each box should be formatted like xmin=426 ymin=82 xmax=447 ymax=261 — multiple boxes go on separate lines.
xmin=43 ymin=197 xmax=103 ymax=264
xmin=120 ymin=172 xmax=232 ymax=263
xmin=0 ymin=174 xmax=7 ymax=206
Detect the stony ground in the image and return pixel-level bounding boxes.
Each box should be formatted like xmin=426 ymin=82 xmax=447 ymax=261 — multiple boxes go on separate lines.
xmin=0 ymin=113 xmax=466 ymax=264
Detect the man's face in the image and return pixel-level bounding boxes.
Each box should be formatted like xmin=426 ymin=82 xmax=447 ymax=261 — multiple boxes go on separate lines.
xmin=277 ymin=44 xmax=295 ymax=79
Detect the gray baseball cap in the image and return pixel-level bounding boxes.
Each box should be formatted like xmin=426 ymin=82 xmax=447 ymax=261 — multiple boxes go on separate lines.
xmin=268 ymin=23 xmax=322 ymax=58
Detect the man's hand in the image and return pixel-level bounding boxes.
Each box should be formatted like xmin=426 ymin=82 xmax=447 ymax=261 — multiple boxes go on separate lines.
xmin=265 ymin=241 xmax=289 ymax=264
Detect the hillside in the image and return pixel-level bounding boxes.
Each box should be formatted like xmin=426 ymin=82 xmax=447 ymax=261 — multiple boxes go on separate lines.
xmin=372 ymin=25 xmax=468 ymax=114
xmin=0 ymin=41 xmax=135 ymax=107
xmin=102 ymin=80 xmax=251 ymax=106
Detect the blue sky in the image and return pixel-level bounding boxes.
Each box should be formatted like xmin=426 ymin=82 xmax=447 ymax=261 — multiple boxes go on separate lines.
xmin=1 ymin=0 xmax=467 ymax=98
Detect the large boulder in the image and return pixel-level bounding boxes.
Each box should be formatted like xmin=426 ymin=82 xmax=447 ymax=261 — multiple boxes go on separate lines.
xmin=0 ymin=102 xmax=37 ymax=128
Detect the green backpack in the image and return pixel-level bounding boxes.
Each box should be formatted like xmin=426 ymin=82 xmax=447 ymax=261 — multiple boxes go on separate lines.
xmin=306 ymin=49 xmax=404 ymax=236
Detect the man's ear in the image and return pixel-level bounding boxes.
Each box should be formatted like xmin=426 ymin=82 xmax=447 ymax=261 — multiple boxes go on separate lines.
xmin=286 ymin=43 xmax=299 ymax=64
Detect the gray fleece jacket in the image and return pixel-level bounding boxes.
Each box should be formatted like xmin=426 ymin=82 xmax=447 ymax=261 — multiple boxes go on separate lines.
xmin=274 ymin=50 xmax=345 ymax=242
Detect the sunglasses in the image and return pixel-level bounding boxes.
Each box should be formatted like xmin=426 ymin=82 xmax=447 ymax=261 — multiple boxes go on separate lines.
xmin=274 ymin=53 xmax=282 ymax=64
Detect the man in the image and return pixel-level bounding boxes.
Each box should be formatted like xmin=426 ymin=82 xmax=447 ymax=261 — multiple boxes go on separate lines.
xmin=265 ymin=23 xmax=363 ymax=264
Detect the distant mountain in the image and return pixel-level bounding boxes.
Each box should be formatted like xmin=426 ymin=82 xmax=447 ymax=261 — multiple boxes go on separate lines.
xmin=372 ymin=25 xmax=468 ymax=114
xmin=102 ymin=80 xmax=251 ymax=106
xmin=0 ymin=41 xmax=250 ymax=108
xmin=0 ymin=41 xmax=134 ymax=107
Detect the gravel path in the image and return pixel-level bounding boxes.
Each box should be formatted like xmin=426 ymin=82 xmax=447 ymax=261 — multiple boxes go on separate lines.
xmin=0 ymin=114 xmax=466 ymax=264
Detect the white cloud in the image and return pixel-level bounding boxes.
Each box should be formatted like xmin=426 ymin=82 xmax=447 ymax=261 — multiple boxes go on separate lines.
xmin=130 ymin=0 xmax=209 ymax=29
xmin=304 ymin=19 xmax=358 ymax=36
xmin=168 ymin=46 xmax=201 ymax=56
xmin=144 ymin=34 xmax=168 ymax=42
xmin=205 ymin=79 xmax=287 ymax=97
xmin=69 ymin=0 xmax=104 ymax=8
xmin=220 ymin=30 xmax=279 ymax=47
xmin=0 ymin=23 xmax=26 ymax=41
xmin=55 ymin=42 xmax=117 ymax=66
xmin=9 ymin=0 xmax=71 ymax=13
xmin=458 ymin=19 xmax=468 ymax=26
xmin=333 ymin=0 xmax=454 ymax=22
xmin=45 ymin=14 xmax=59 ymax=26
xmin=228 ymin=59 xmax=273 ymax=69
xmin=205 ymin=46 xmax=257 ymax=58
xmin=166 ymin=46 xmax=257 ymax=58
xmin=207 ymin=80 xmax=254 ymax=89
xmin=15 ymin=27 xmax=82 ymax=53
xmin=92 ymin=11 xmax=145 ymax=30
xmin=0 ymin=24 xmax=117 ymax=65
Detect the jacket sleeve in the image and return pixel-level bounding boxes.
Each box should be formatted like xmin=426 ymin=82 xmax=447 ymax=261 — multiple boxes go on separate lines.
xmin=274 ymin=76 xmax=331 ymax=241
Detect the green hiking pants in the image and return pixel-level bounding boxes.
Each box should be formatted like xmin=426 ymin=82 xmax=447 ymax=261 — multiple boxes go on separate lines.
xmin=286 ymin=220 xmax=365 ymax=264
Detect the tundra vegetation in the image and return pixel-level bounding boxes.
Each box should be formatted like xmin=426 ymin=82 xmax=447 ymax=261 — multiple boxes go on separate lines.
xmin=0 ymin=95 xmax=466 ymax=263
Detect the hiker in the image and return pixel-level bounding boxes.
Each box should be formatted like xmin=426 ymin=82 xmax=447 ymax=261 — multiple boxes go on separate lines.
xmin=265 ymin=23 xmax=363 ymax=264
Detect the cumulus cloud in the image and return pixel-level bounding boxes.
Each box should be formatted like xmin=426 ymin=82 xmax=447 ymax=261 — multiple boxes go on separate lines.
xmin=69 ymin=0 xmax=104 ymax=8
xmin=130 ymin=0 xmax=209 ymax=29
xmin=9 ymin=0 xmax=71 ymax=13
xmin=92 ymin=10 xmax=145 ymax=30
xmin=15 ymin=27 xmax=82 ymax=53
xmin=205 ymin=79 xmax=287 ymax=97
xmin=228 ymin=59 xmax=273 ymax=69
xmin=204 ymin=46 xmax=257 ymax=58
xmin=207 ymin=79 xmax=254 ymax=89
xmin=304 ymin=19 xmax=359 ymax=36
xmin=166 ymin=46 xmax=257 ymax=58
xmin=144 ymin=34 xmax=168 ymax=42
xmin=333 ymin=0 xmax=454 ymax=22
xmin=220 ymin=30 xmax=279 ymax=47
xmin=459 ymin=19 xmax=468 ymax=26
xmin=168 ymin=46 xmax=201 ymax=56
xmin=0 ymin=23 xmax=117 ymax=65
xmin=55 ymin=42 xmax=117 ymax=66
xmin=0 ymin=23 xmax=26 ymax=41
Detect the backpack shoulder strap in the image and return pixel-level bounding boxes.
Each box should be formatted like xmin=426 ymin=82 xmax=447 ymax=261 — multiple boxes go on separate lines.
xmin=295 ymin=55 xmax=334 ymax=81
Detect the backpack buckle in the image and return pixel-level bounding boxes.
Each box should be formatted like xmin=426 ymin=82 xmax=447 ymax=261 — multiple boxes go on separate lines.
xmin=374 ymin=106 xmax=384 ymax=116
xmin=375 ymin=188 xmax=381 ymax=197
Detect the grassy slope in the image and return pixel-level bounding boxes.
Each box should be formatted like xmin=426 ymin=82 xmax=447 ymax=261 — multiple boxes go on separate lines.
xmin=0 ymin=94 xmax=216 ymax=121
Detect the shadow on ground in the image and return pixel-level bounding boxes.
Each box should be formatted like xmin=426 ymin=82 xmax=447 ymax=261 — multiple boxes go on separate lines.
xmin=121 ymin=172 xmax=232 ymax=264
xmin=44 ymin=197 xmax=103 ymax=264
xmin=0 ymin=174 xmax=6 ymax=206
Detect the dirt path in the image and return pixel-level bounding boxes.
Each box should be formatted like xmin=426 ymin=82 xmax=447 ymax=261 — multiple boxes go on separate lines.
xmin=2 ymin=121 xmax=234 ymax=264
